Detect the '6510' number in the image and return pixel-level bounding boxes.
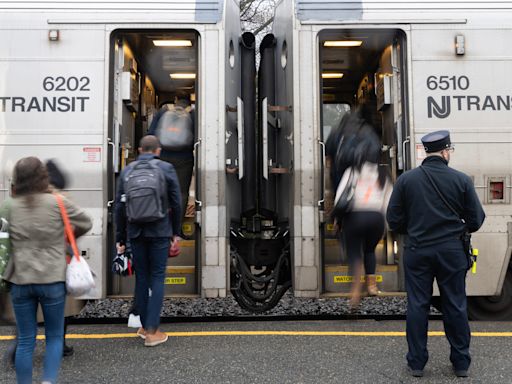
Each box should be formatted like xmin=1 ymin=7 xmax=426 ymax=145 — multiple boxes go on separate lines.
xmin=426 ymin=75 xmax=469 ymax=91
xmin=43 ymin=76 xmax=91 ymax=92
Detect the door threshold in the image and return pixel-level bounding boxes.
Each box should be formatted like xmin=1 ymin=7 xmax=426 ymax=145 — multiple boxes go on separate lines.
xmin=321 ymin=292 xmax=407 ymax=298
xmin=107 ymin=294 xmax=201 ymax=299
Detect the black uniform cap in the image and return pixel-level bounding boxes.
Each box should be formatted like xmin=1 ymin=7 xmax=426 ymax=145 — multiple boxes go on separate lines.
xmin=421 ymin=130 xmax=451 ymax=153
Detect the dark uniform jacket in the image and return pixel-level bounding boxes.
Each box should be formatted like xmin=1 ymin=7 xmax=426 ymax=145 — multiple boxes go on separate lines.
xmin=115 ymin=153 xmax=182 ymax=243
xmin=386 ymin=156 xmax=485 ymax=247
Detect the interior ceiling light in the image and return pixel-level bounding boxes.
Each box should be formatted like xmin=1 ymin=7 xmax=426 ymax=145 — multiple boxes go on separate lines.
xmin=322 ymin=73 xmax=344 ymax=79
xmin=170 ymin=73 xmax=196 ymax=79
xmin=323 ymin=40 xmax=363 ymax=47
xmin=153 ymin=40 xmax=192 ymax=47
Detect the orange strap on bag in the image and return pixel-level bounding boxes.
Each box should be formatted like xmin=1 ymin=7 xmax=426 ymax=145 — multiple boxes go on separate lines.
xmin=54 ymin=194 xmax=80 ymax=263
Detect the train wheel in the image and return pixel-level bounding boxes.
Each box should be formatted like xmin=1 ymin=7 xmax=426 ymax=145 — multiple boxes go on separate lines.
xmin=467 ymin=269 xmax=512 ymax=320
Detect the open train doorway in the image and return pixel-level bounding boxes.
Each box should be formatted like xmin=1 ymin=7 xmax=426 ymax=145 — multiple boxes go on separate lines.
xmin=319 ymin=29 xmax=409 ymax=294
xmin=107 ymin=30 xmax=200 ymax=296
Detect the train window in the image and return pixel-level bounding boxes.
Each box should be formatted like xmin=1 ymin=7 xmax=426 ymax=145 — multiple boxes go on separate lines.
xmin=229 ymin=40 xmax=235 ymax=68
xmin=281 ymin=40 xmax=288 ymax=69
xmin=322 ymin=103 xmax=350 ymax=139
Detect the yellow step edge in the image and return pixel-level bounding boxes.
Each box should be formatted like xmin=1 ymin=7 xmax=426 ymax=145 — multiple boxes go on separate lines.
xmin=166 ymin=266 xmax=196 ymax=274
xmin=324 ymin=264 xmax=398 ymax=273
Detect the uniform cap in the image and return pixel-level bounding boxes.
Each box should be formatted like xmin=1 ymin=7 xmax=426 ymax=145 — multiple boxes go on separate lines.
xmin=421 ymin=130 xmax=451 ymax=153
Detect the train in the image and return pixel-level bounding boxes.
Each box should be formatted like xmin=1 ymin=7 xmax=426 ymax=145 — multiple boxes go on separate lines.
xmin=1 ymin=0 xmax=511 ymax=320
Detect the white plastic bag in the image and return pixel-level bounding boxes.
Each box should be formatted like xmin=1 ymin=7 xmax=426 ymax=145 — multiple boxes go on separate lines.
xmin=66 ymin=255 xmax=95 ymax=297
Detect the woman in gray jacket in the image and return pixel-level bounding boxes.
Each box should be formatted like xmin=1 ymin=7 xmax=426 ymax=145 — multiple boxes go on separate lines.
xmin=0 ymin=157 xmax=92 ymax=384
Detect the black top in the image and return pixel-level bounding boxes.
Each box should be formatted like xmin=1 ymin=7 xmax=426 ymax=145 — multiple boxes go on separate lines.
xmin=386 ymin=156 xmax=485 ymax=247
xmin=115 ymin=153 xmax=182 ymax=243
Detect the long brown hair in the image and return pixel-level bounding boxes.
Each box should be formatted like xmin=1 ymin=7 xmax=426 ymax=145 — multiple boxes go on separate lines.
xmin=12 ymin=157 xmax=49 ymax=198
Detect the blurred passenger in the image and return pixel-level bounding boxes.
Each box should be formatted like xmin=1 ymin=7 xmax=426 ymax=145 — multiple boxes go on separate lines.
xmin=387 ymin=130 xmax=485 ymax=378
xmin=0 ymin=156 xmax=92 ymax=384
xmin=149 ymin=92 xmax=195 ymax=233
xmin=115 ymin=135 xmax=182 ymax=347
xmin=327 ymin=107 xmax=390 ymax=308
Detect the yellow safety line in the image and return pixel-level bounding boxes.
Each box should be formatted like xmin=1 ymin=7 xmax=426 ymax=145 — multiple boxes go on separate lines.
xmin=1 ymin=330 xmax=512 ymax=341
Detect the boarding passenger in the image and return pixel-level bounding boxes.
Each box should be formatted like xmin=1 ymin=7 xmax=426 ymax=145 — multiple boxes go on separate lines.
xmin=115 ymin=135 xmax=182 ymax=347
xmin=327 ymin=108 xmax=387 ymax=307
xmin=386 ymin=130 xmax=485 ymax=378
xmin=0 ymin=157 xmax=92 ymax=384
xmin=149 ymin=93 xmax=195 ymax=232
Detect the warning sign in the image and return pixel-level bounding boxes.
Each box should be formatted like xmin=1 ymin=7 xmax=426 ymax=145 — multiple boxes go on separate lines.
xmin=334 ymin=275 xmax=383 ymax=284
xmin=165 ymin=277 xmax=186 ymax=285
xmin=416 ymin=144 xmax=426 ymax=163
xmin=83 ymin=147 xmax=101 ymax=162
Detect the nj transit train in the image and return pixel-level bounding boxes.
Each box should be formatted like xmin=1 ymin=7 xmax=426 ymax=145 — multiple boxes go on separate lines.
xmin=1 ymin=0 xmax=512 ymax=320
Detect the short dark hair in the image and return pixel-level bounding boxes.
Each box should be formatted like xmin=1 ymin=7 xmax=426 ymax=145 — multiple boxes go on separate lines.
xmin=13 ymin=157 xmax=49 ymax=196
xmin=140 ymin=135 xmax=161 ymax=153
xmin=175 ymin=91 xmax=191 ymax=107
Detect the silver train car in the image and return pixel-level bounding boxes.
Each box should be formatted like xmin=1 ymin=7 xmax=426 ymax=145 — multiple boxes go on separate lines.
xmin=270 ymin=0 xmax=512 ymax=319
xmin=2 ymin=0 xmax=512 ymax=321
xmin=0 ymin=0 xmax=242 ymax=300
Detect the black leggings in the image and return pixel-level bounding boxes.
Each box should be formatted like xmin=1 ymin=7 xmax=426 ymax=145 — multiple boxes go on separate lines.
xmin=342 ymin=211 xmax=385 ymax=275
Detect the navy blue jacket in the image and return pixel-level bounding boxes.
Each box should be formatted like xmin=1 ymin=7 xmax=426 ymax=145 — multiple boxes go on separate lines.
xmin=386 ymin=156 xmax=485 ymax=247
xmin=115 ymin=153 xmax=182 ymax=243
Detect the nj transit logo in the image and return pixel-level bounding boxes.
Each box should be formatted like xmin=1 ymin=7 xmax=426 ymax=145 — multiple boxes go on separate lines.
xmin=427 ymin=96 xmax=451 ymax=119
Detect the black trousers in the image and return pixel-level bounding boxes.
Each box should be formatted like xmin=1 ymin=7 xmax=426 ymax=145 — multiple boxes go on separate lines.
xmin=342 ymin=211 xmax=384 ymax=274
xmin=160 ymin=154 xmax=194 ymax=226
xmin=404 ymin=240 xmax=471 ymax=371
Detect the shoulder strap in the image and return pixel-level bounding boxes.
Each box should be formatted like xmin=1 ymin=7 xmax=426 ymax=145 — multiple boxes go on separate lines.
xmin=420 ymin=166 xmax=464 ymax=224
xmin=54 ymin=194 xmax=80 ymax=261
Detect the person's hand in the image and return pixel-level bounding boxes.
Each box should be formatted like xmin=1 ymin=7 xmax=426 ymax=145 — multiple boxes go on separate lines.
xmin=116 ymin=242 xmax=126 ymax=254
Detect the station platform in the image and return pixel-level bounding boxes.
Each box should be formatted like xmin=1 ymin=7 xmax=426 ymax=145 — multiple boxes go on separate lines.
xmin=1 ymin=320 xmax=511 ymax=383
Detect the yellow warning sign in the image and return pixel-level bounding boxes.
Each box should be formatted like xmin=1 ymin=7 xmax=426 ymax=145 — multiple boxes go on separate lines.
xmin=165 ymin=277 xmax=186 ymax=285
xmin=182 ymin=223 xmax=193 ymax=233
xmin=334 ymin=275 xmax=383 ymax=284
xmin=326 ymin=223 xmax=335 ymax=231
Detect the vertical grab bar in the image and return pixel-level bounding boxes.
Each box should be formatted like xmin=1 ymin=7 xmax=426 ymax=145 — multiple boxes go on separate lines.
xmin=194 ymin=138 xmax=203 ymax=209
xmin=317 ymin=139 xmax=325 ymax=207
xmin=262 ymin=97 xmax=269 ymax=180
xmin=107 ymin=138 xmax=116 ymax=207
xmin=237 ymin=97 xmax=244 ymax=180
xmin=402 ymin=136 xmax=410 ymax=170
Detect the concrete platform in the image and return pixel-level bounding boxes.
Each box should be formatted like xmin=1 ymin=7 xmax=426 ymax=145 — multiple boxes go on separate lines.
xmin=1 ymin=320 xmax=511 ymax=383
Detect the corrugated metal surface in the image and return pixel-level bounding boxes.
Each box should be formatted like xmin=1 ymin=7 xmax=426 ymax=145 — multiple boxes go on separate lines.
xmin=296 ymin=1 xmax=512 ymax=21
xmin=0 ymin=0 xmax=224 ymax=23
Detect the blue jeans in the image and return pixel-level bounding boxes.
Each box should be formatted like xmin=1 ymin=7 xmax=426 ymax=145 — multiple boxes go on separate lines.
xmin=11 ymin=282 xmax=66 ymax=384
xmin=131 ymin=237 xmax=170 ymax=331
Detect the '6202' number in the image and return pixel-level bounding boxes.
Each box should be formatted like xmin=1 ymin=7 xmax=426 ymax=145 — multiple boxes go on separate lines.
xmin=43 ymin=76 xmax=91 ymax=92
xmin=426 ymin=75 xmax=469 ymax=91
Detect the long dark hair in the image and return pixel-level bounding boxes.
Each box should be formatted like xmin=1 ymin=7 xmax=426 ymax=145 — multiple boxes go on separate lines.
xmin=12 ymin=157 xmax=49 ymax=197
xmin=377 ymin=165 xmax=390 ymax=189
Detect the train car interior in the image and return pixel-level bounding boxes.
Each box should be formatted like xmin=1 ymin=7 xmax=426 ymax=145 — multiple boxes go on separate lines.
xmin=108 ymin=30 xmax=199 ymax=296
xmin=319 ymin=29 xmax=408 ymax=294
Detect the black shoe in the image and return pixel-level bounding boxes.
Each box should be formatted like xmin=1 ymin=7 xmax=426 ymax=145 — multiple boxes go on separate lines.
xmin=407 ymin=365 xmax=424 ymax=377
xmin=4 ymin=340 xmax=16 ymax=368
xmin=63 ymin=344 xmax=74 ymax=357
xmin=453 ymin=368 xmax=469 ymax=378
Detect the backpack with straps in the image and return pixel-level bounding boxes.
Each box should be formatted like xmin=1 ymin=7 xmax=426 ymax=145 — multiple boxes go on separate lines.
xmin=124 ymin=159 xmax=168 ymax=223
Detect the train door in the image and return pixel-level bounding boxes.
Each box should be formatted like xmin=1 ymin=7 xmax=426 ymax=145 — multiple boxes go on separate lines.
xmin=108 ymin=30 xmax=200 ymax=296
xmin=318 ymin=29 xmax=409 ymax=294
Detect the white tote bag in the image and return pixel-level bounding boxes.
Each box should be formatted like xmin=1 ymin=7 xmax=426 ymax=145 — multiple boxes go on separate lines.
xmin=55 ymin=194 xmax=95 ymax=297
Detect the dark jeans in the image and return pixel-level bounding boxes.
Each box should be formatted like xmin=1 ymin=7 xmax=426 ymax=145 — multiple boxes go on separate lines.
xmin=342 ymin=211 xmax=385 ymax=274
xmin=161 ymin=154 xmax=194 ymax=226
xmin=11 ymin=282 xmax=66 ymax=384
xmin=131 ymin=236 xmax=170 ymax=331
xmin=404 ymin=240 xmax=471 ymax=371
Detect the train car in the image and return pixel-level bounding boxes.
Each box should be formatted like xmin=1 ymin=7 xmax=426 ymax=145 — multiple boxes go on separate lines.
xmin=271 ymin=0 xmax=512 ymax=319
xmin=0 ymin=0 xmax=242 ymax=300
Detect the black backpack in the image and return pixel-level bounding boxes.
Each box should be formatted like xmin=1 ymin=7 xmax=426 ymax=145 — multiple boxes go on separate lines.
xmin=124 ymin=159 xmax=167 ymax=223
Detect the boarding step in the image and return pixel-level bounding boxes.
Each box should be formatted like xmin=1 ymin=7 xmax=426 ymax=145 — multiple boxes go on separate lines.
xmin=324 ymin=264 xmax=399 ymax=293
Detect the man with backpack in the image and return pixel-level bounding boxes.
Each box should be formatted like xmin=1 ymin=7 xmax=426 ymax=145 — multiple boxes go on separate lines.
xmin=115 ymin=135 xmax=182 ymax=347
